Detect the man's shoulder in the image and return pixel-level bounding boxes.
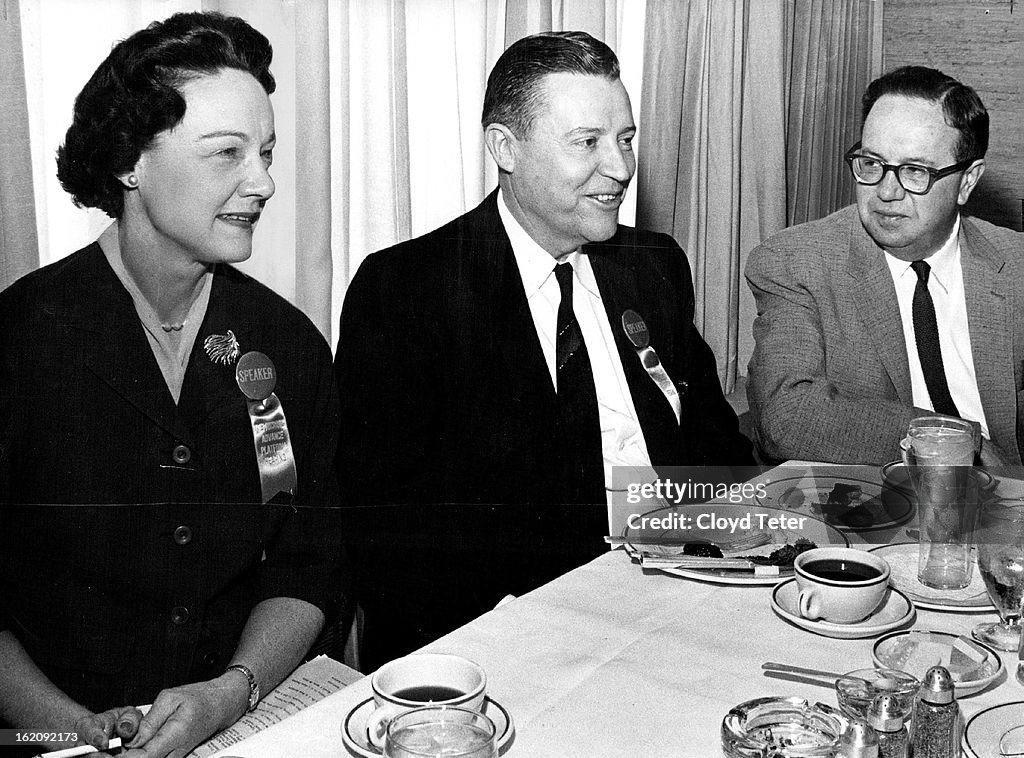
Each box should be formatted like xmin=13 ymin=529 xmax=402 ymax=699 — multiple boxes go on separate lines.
xmin=746 ymin=207 xmax=860 ymax=287
xmin=584 ymin=225 xmax=693 ymax=291
xmin=601 ymin=224 xmax=680 ymax=253
xmin=365 ymin=194 xmax=503 ymax=270
xmin=758 ymin=205 xmax=858 ymax=252
xmin=962 ymin=214 xmax=1024 ymax=258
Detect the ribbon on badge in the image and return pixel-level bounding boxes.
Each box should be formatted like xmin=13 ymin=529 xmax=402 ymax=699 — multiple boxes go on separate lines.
xmin=621 ymin=310 xmax=681 ymax=425
xmin=236 ymin=351 xmax=297 ymax=503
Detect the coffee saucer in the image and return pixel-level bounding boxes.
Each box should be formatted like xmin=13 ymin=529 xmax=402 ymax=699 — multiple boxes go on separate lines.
xmin=770 ymin=578 xmax=916 ymax=639
xmin=341 ymin=696 xmax=515 ymax=757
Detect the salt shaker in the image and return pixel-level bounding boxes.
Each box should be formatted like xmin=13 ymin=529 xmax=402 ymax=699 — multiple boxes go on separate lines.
xmin=911 ymin=666 xmax=961 ymax=758
xmin=837 ymin=718 xmax=879 ymax=758
xmin=868 ymin=694 xmax=909 ymax=758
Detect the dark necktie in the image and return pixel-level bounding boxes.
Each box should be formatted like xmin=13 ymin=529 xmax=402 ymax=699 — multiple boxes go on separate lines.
xmin=910 ymin=260 xmax=959 ymax=417
xmin=553 ymin=263 xmax=604 ymax=505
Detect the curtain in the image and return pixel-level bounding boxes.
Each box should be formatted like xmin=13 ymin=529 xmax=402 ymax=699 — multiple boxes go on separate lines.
xmin=8 ymin=0 xmax=642 ymax=344
xmin=7 ymin=0 xmax=877 ymax=356
xmin=785 ymin=0 xmax=882 ymax=225
xmin=637 ymin=0 xmax=880 ymax=393
xmin=0 ymin=0 xmax=38 ymax=290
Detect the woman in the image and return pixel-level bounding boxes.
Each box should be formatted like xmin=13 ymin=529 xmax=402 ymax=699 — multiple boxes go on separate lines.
xmin=0 ymin=12 xmax=346 ymax=757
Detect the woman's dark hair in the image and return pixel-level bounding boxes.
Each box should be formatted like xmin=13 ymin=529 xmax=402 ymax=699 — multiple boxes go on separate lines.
xmin=56 ymin=12 xmax=275 ymax=218
xmin=482 ymin=31 xmax=620 ymax=139
xmin=862 ymin=65 xmax=988 ymax=162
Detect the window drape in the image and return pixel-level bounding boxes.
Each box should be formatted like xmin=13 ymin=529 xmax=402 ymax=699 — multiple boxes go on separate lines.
xmin=784 ymin=0 xmax=883 ymax=226
xmin=6 ymin=0 xmax=878 ymax=373
xmin=8 ymin=0 xmax=642 ymax=345
xmin=0 ymin=0 xmax=38 ymax=290
xmin=636 ymin=0 xmax=880 ymax=393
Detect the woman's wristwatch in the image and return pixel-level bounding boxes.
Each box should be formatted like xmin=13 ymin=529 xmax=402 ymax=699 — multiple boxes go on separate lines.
xmin=226 ymin=663 xmax=260 ymax=713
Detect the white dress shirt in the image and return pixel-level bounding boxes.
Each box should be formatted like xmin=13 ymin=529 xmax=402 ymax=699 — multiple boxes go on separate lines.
xmin=884 ymin=215 xmax=989 ymax=437
xmin=497 ymin=190 xmax=654 ymax=504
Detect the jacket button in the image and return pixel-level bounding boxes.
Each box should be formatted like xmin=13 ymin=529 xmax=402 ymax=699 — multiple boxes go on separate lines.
xmin=172 ymin=444 xmax=192 ymax=464
xmin=173 ymin=526 xmax=192 ymax=545
xmin=170 ymin=606 xmax=190 ymax=625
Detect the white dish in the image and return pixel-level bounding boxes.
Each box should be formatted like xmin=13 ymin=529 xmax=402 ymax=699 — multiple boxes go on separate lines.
xmin=868 ymin=543 xmax=993 ymax=611
xmin=341 ymin=696 xmax=514 ymax=757
xmin=770 ymin=578 xmax=915 ymax=639
xmin=963 ymin=701 xmax=1024 ymax=757
xmin=872 ymin=630 xmax=1002 ymax=697
xmin=623 ymin=503 xmax=849 ymax=586
xmin=757 ymin=472 xmax=914 ymax=531
xmin=881 ymin=460 xmax=997 ymax=499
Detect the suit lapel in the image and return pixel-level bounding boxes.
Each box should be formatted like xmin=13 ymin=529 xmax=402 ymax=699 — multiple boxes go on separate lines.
xmin=845 ymin=224 xmax=914 ymax=405
xmin=455 ymin=193 xmax=555 ymax=409
xmin=588 ymin=245 xmax=680 ymax=462
xmin=67 ymin=245 xmax=189 ymax=443
xmin=179 ymin=268 xmax=256 ymax=429
xmin=961 ymin=218 xmax=1016 ymax=457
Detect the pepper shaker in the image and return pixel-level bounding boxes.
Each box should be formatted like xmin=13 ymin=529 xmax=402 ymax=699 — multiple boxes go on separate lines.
xmin=868 ymin=694 xmax=909 ymax=758
xmin=911 ymin=665 xmax=961 ymax=758
xmin=837 ymin=718 xmax=879 ymax=758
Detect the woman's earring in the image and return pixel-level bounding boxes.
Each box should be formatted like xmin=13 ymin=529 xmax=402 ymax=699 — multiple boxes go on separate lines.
xmin=125 ymin=174 xmax=139 ymax=188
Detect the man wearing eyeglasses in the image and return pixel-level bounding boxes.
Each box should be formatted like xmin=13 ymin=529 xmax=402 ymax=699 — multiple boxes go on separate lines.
xmin=746 ymin=65 xmax=1024 ymax=466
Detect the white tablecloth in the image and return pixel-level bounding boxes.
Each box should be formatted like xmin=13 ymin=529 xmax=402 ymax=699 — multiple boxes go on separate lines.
xmin=211 ymin=548 xmax=1016 ymax=757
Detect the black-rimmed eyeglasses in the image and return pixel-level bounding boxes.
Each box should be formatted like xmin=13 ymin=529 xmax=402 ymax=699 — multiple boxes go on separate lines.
xmin=844 ymin=142 xmax=976 ymax=195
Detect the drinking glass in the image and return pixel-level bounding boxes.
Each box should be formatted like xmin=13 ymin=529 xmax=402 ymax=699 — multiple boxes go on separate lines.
xmin=972 ymin=499 xmax=1024 ymax=651
xmin=904 ymin=415 xmax=976 ymax=589
xmin=383 ymin=706 xmax=497 ymax=758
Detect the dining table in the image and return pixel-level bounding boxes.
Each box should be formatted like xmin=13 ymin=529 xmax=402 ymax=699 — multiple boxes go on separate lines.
xmin=203 ymin=462 xmax=1021 ymax=757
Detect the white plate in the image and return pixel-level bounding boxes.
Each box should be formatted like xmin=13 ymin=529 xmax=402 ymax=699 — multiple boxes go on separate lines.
xmin=757 ymin=473 xmax=914 ymax=531
xmin=868 ymin=543 xmax=993 ymax=611
xmin=770 ymin=578 xmax=915 ymax=639
xmin=341 ymin=696 xmax=514 ymax=757
xmin=872 ymin=630 xmax=1002 ymax=697
xmin=881 ymin=460 xmax=997 ymax=499
xmin=624 ymin=503 xmax=848 ymax=585
xmin=964 ymin=701 xmax=1024 ymax=757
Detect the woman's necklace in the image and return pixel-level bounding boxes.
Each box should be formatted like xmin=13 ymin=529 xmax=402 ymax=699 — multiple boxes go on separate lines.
xmin=160 ymin=319 xmax=187 ymax=333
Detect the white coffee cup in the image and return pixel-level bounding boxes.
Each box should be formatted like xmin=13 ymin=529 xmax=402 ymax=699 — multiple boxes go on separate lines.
xmin=366 ymin=653 xmax=487 ymax=748
xmin=794 ymin=547 xmax=891 ymax=624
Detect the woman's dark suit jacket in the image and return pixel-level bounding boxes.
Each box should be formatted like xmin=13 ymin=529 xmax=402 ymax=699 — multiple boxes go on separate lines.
xmin=0 ymin=243 xmax=346 ymax=711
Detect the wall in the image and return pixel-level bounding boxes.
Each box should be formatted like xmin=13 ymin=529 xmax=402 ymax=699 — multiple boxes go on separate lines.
xmin=883 ymin=0 xmax=1022 ymax=230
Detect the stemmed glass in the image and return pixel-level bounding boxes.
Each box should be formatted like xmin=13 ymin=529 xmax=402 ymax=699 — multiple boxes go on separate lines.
xmin=383 ymin=706 xmax=497 ymax=758
xmin=972 ymin=499 xmax=1024 ymax=651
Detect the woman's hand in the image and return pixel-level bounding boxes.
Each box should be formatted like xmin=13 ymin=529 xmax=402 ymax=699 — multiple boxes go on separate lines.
xmin=72 ymin=706 xmax=143 ymax=755
xmin=119 ymin=675 xmax=249 ymax=758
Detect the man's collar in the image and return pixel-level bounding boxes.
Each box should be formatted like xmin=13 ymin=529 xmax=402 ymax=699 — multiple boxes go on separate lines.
xmin=883 ymin=215 xmax=961 ymax=293
xmin=498 ymin=188 xmax=604 ymax=298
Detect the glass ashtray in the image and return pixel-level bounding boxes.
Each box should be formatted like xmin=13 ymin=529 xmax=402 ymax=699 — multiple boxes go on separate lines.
xmin=722 ymin=696 xmax=850 ymax=757
xmin=835 ymin=667 xmax=919 ymax=721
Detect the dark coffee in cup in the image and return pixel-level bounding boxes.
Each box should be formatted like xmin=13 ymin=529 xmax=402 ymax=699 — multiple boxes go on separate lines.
xmin=794 ymin=547 xmax=891 ymax=624
xmin=367 ymin=653 xmax=488 ymax=748
xmin=802 ymin=559 xmax=883 ymax=583
xmin=392 ymin=685 xmax=466 ymax=702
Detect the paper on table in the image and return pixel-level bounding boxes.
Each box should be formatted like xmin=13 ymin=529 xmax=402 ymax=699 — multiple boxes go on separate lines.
xmin=186 ymin=655 xmax=361 ymax=758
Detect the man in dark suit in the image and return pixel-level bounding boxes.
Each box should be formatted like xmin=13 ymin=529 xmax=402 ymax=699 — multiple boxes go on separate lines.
xmin=336 ymin=31 xmax=752 ymax=671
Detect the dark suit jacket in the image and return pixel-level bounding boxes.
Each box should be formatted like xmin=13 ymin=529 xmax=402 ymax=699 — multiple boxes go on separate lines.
xmin=747 ymin=205 xmax=1024 ymax=466
xmin=336 ymin=192 xmax=751 ymax=668
xmin=0 ymin=243 xmax=347 ymax=710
